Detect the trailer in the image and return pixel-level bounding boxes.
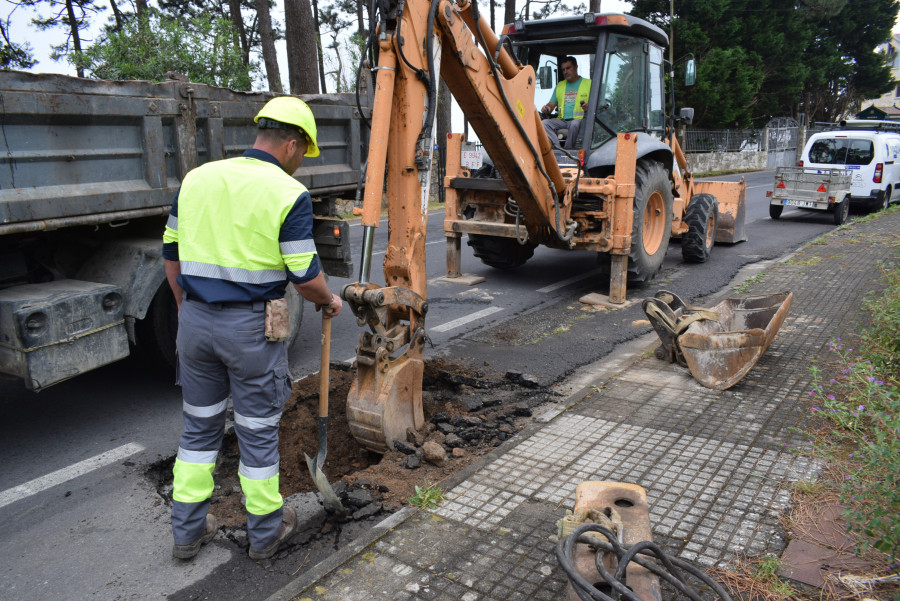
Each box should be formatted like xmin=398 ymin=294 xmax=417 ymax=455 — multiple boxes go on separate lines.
xmin=0 ymin=71 xmax=367 ymax=390
xmin=767 ymin=166 xmax=852 ymax=224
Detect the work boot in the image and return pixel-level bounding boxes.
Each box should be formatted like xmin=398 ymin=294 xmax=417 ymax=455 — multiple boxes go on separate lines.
xmin=172 ymin=514 xmax=218 ymax=560
xmin=249 ymin=505 xmax=297 ymax=560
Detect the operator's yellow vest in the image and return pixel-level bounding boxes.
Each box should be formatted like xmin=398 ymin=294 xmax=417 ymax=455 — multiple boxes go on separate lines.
xmin=169 ymin=156 xmax=314 ymax=285
xmin=555 ymin=77 xmax=591 ymax=120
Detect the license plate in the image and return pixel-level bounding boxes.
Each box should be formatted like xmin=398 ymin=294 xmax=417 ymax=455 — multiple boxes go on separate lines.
xmin=783 ymin=199 xmax=818 ymax=208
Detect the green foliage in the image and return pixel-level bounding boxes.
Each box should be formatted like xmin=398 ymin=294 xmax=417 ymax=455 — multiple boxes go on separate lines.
xmin=408 ymin=482 xmax=444 ymax=509
xmin=1 ymin=20 xmax=36 ymax=69
xmin=753 ymin=553 xmax=796 ymax=598
xmin=805 ymin=263 xmax=900 ymax=561
xmin=629 ymin=0 xmax=898 ymax=127
xmin=76 ymin=13 xmax=253 ymax=90
xmin=732 ymin=272 xmax=765 ymax=293
xmin=860 ymin=263 xmax=900 ymax=381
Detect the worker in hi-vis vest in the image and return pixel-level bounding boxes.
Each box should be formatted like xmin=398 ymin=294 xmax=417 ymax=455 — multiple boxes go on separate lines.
xmin=162 ymin=97 xmax=343 ymax=561
xmin=540 ymin=56 xmax=591 ymax=149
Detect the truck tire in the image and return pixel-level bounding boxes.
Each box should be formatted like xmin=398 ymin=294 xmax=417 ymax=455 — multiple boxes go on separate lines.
xmin=136 ymin=284 xmax=303 ymax=373
xmin=682 ymin=193 xmax=718 ymax=263
xmin=769 ymin=203 xmax=783 ymax=219
xmin=833 ymin=196 xmax=850 ymax=225
xmin=628 ymin=160 xmax=674 ymax=283
xmin=467 ymin=234 xmax=537 ymax=269
xmin=136 ymin=283 xmax=178 ymax=371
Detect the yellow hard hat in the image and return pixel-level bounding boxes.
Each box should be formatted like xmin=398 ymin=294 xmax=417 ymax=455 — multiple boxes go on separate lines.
xmin=254 ymin=96 xmax=320 ymax=158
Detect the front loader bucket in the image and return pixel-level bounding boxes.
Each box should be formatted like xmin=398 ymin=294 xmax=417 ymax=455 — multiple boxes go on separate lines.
xmin=346 ymin=356 xmax=424 ymax=454
xmin=694 ymin=179 xmax=747 ymax=243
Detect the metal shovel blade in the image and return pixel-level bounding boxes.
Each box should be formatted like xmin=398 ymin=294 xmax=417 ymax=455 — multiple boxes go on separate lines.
xmin=305 ymin=444 xmax=344 ymax=514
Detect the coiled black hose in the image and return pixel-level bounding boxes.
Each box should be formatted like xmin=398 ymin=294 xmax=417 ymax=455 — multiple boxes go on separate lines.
xmin=556 ymin=524 xmax=734 ymax=601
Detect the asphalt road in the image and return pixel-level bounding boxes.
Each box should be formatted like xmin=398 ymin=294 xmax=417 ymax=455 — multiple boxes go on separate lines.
xmin=0 ymin=168 xmax=843 ymax=600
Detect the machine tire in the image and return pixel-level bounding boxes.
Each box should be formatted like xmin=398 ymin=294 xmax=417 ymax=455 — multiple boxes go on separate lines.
xmin=627 ymin=160 xmax=673 ymax=284
xmin=467 ymin=234 xmax=537 ymax=269
xmin=135 ymin=283 xmax=178 ymax=371
xmin=682 ymin=193 xmax=719 ymax=263
xmin=833 ymin=195 xmax=850 ymax=225
xmin=769 ymin=203 xmax=783 ymax=219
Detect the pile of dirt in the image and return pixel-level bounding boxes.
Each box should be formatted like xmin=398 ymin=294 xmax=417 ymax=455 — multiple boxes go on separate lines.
xmin=194 ymin=358 xmax=555 ymax=529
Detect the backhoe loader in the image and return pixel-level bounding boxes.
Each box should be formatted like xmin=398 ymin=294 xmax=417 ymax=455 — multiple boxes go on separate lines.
xmin=341 ymin=0 xmax=747 ymax=452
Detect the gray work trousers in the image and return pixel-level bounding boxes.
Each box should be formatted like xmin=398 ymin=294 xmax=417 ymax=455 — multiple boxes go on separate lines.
xmin=543 ymin=118 xmax=582 ymax=149
xmin=171 ymin=298 xmax=293 ymax=550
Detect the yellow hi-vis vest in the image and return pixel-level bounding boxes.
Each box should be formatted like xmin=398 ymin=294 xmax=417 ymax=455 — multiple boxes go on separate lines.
xmin=555 ymin=77 xmax=591 ymax=120
xmin=164 ymin=154 xmax=318 ymax=301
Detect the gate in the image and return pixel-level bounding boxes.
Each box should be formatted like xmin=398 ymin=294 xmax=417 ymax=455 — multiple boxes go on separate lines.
xmin=766 ymin=117 xmax=800 ymax=168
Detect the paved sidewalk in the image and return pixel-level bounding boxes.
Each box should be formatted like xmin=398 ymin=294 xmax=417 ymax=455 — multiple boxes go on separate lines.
xmin=268 ymin=209 xmax=900 ymax=601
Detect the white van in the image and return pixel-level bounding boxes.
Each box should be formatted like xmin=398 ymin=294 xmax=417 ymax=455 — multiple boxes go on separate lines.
xmin=800 ymin=120 xmax=900 ymax=211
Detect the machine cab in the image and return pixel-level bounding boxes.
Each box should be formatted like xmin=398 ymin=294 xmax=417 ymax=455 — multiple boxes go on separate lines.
xmin=504 ymin=13 xmax=669 ymax=162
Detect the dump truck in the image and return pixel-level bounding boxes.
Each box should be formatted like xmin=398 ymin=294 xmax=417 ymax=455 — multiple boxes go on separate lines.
xmin=0 ymin=71 xmax=363 ymax=390
xmin=340 ymin=1 xmax=748 ymax=453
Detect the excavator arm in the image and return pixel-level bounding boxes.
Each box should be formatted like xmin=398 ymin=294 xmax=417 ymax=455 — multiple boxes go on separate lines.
xmin=342 ymin=0 xmax=574 ymax=452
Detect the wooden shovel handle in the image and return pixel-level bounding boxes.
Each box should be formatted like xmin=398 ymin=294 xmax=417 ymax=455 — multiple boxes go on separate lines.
xmin=319 ymin=314 xmax=331 ymax=418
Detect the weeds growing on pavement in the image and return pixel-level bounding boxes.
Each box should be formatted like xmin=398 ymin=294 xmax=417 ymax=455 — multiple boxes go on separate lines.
xmin=733 ymin=272 xmax=765 ymax=293
xmin=796 ymin=260 xmax=900 ymax=599
xmin=711 ymin=553 xmax=796 ymax=601
xmin=408 ymin=481 xmax=444 ymax=508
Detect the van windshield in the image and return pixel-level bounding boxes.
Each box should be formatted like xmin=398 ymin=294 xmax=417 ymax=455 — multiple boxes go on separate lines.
xmin=808 ymin=138 xmax=874 ymax=165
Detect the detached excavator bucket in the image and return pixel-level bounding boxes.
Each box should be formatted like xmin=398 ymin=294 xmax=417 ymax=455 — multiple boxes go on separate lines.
xmin=643 ymin=291 xmax=792 ymax=390
xmin=693 ymin=180 xmax=747 ymax=243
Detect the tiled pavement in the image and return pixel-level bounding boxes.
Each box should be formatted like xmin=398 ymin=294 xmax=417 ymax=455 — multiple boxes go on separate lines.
xmin=268 ymin=209 xmax=900 ymax=601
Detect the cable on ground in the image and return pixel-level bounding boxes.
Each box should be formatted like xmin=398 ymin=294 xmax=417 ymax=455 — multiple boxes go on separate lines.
xmin=556 ymin=523 xmax=734 ymax=601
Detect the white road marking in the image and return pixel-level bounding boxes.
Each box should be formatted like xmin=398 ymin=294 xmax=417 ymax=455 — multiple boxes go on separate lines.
xmin=0 ymin=442 xmax=145 ymax=510
xmin=430 ymin=306 xmax=503 ymax=333
xmin=537 ymin=268 xmax=604 ymax=293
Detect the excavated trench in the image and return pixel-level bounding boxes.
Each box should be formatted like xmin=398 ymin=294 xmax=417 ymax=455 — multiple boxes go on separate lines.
xmin=146 ymin=358 xmax=559 ymax=549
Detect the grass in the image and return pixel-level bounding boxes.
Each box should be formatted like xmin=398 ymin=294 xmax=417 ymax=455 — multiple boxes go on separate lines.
xmin=733 ymin=272 xmax=766 ymax=293
xmin=785 ymin=255 xmax=821 ymax=267
xmin=782 ymin=260 xmax=900 ymax=599
xmin=408 ymin=481 xmax=444 ymax=509
xmin=711 ymin=553 xmax=797 ymax=601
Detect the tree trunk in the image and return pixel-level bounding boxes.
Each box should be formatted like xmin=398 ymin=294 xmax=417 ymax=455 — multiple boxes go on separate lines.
xmin=356 ymin=0 xmax=366 ymax=38
xmin=284 ymin=0 xmax=320 ymax=93
xmin=503 ymin=0 xmax=515 ymax=26
xmin=255 ymin=0 xmax=282 ymax=92
xmin=311 ymin=0 xmax=327 ymax=93
xmin=109 ymin=0 xmax=123 ymax=31
xmin=228 ymin=0 xmax=250 ymax=65
xmin=64 ymin=0 xmax=84 ymax=77
xmin=589 ymin=0 xmax=601 ymax=12
xmin=135 ymin=0 xmax=147 ymax=20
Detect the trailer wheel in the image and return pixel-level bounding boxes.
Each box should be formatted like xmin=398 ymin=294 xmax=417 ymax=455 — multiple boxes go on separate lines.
xmin=769 ymin=203 xmax=783 ymax=219
xmin=682 ymin=193 xmax=719 ymax=263
xmin=833 ymin=196 xmax=850 ymax=225
xmin=467 ymin=234 xmax=537 ymax=269
xmin=628 ymin=160 xmax=674 ymax=283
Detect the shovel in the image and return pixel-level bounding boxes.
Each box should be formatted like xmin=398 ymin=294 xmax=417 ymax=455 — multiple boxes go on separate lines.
xmin=304 ymin=314 xmax=346 ymax=515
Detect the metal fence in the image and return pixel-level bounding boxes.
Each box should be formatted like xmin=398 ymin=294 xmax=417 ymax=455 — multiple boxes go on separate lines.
xmin=681 ymin=129 xmax=763 ymax=153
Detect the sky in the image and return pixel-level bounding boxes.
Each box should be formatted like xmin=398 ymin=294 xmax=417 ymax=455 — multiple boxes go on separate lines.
xmin=4 ymin=0 xmax=636 ymax=83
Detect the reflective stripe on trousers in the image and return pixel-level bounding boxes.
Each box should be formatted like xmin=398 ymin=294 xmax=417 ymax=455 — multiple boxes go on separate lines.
xmin=171 ymin=299 xmax=293 ymax=549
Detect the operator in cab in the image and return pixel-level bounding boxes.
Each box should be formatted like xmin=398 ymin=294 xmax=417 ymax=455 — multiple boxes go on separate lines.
xmin=540 ymin=56 xmax=591 ymax=149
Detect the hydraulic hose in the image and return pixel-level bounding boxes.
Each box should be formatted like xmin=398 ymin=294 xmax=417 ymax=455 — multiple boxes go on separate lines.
xmin=556 ymin=524 xmax=735 ymax=601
